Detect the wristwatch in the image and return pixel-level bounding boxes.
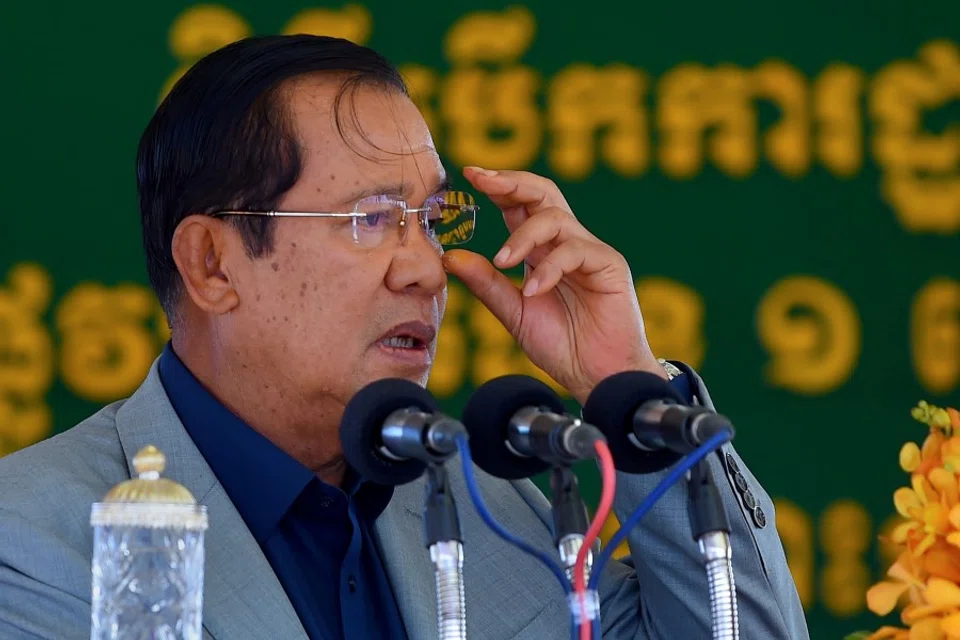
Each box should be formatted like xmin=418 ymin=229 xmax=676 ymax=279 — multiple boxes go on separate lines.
xmin=658 ymin=358 xmax=683 ymax=381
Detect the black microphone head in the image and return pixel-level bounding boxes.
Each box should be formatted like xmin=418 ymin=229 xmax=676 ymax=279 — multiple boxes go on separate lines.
xmin=582 ymin=371 xmax=686 ymax=474
xmin=340 ymin=378 xmax=438 ymax=486
xmin=462 ymin=375 xmax=566 ymax=479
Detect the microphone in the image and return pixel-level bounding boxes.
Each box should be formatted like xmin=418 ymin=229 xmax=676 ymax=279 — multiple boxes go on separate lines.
xmin=585 ymin=370 xmax=739 ymax=636
xmin=462 ymin=375 xmax=603 ymax=584
xmin=461 ymin=374 xmax=604 ymax=480
xmin=340 ymin=378 xmax=469 ymax=637
xmin=582 ymin=371 xmax=734 ymax=474
xmin=340 ymin=378 xmax=467 ymax=486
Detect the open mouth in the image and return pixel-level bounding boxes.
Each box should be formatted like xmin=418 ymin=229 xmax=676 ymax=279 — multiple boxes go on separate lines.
xmin=376 ymin=321 xmax=436 ymax=359
xmin=379 ymin=335 xmax=427 ymax=350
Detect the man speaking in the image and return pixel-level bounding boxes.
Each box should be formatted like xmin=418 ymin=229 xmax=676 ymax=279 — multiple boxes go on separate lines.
xmin=0 ymin=35 xmax=808 ymax=638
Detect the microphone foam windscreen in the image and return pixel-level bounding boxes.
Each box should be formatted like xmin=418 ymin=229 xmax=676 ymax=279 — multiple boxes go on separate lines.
xmin=340 ymin=378 xmax=438 ymax=486
xmin=582 ymin=371 xmax=685 ymax=474
xmin=462 ymin=374 xmax=566 ymax=479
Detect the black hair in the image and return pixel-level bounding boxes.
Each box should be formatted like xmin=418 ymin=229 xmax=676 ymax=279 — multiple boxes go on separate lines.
xmin=136 ymin=35 xmax=408 ymax=319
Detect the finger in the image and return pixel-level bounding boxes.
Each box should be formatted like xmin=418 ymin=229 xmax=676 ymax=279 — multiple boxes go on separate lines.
xmin=462 ymin=167 xmax=573 ymax=232
xmin=442 ymin=249 xmax=523 ymax=335
xmin=522 ymin=239 xmax=624 ymax=297
xmin=492 ymin=206 xmax=593 ymax=269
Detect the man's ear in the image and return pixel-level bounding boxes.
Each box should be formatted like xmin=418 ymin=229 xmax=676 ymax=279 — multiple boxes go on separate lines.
xmin=171 ymin=215 xmax=241 ymax=315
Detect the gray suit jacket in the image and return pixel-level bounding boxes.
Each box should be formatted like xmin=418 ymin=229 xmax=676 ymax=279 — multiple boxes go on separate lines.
xmin=0 ymin=361 xmax=808 ymax=639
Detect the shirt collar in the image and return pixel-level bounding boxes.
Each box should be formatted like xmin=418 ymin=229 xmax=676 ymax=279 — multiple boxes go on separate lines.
xmin=158 ymin=343 xmax=319 ymax=543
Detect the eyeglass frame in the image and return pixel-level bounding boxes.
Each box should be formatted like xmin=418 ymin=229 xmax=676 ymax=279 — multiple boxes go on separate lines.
xmin=210 ymin=191 xmax=478 ymax=248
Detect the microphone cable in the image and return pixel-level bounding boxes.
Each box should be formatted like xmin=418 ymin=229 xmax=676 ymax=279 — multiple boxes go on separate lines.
xmin=572 ymin=439 xmax=616 ymax=640
xmin=455 ymin=434 xmax=571 ymax=595
xmin=587 ymin=430 xmax=733 ymax=637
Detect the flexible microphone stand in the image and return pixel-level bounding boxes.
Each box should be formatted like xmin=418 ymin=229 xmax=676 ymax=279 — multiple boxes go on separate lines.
xmin=424 ymin=461 xmax=466 ymax=640
xmin=688 ymin=461 xmax=738 ymax=640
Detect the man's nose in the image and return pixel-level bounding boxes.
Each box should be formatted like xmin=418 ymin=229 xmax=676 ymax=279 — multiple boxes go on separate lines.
xmin=384 ymin=216 xmax=446 ymax=295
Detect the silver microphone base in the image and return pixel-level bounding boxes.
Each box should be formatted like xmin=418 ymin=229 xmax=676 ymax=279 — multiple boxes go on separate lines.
xmin=698 ymin=531 xmax=739 ymax=640
xmin=430 ymin=540 xmax=466 ymax=640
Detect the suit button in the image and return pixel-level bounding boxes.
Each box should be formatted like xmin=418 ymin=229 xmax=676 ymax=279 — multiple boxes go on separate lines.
xmin=742 ymin=489 xmax=756 ymax=511
xmin=725 ymin=453 xmax=740 ymax=475
xmin=753 ymin=506 xmax=767 ymax=529
xmin=733 ymin=471 xmax=748 ymax=494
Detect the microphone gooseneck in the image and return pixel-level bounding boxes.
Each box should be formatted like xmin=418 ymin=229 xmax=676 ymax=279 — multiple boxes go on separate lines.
xmin=425 ymin=464 xmax=466 ymax=640
xmin=688 ymin=462 xmax=738 ymax=640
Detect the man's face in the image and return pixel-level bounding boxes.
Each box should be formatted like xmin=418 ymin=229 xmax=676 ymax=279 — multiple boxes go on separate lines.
xmin=222 ymin=77 xmax=448 ymax=422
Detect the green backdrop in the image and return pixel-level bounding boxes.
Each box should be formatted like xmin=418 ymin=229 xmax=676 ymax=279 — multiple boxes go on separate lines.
xmin=1 ymin=2 xmax=958 ymax=637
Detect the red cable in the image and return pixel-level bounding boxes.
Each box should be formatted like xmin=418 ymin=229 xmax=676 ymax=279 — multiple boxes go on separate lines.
xmin=575 ymin=439 xmax=617 ymax=640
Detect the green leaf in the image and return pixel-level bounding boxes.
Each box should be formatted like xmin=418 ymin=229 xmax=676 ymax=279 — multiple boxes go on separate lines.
xmin=843 ymin=632 xmax=872 ymax=640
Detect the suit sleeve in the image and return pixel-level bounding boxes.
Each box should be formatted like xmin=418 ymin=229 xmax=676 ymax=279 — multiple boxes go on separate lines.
xmin=0 ymin=509 xmax=91 ymax=640
xmin=593 ymin=363 xmax=810 ymax=639
xmin=0 ymin=566 xmax=89 ymax=640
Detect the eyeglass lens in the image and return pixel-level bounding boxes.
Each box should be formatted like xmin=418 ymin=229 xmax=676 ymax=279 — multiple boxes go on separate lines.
xmin=351 ymin=191 xmax=477 ymax=248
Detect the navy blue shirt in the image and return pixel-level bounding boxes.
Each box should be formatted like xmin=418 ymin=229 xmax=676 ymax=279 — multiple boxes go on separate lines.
xmin=158 ymin=345 xmax=409 ymax=640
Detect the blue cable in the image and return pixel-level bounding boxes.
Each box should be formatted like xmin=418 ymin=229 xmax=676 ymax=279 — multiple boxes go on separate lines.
xmin=588 ymin=431 xmax=732 ymax=592
xmin=455 ymin=435 xmax=572 ymax=595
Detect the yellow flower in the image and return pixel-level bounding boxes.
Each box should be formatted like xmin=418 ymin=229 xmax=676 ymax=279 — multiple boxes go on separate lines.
xmin=892 ymin=473 xmax=956 ymax=557
xmin=913 ymin=401 xmax=953 ymax=434
xmin=923 ymin=541 xmax=960 ymax=584
xmin=865 ymin=404 xmax=960 ymax=640
xmin=929 ymin=469 xmax=959 ymax=507
xmin=903 ymin=443 xmax=924 ymax=472
xmin=943 ymin=613 xmax=960 ymax=637
xmin=942 ymin=439 xmax=960 ymax=473
xmin=920 ymin=432 xmax=947 ymax=476
xmin=869 ymin=552 xmax=925 ymax=615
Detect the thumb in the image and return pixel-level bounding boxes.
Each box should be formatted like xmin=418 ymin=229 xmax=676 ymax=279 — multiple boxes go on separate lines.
xmin=443 ymin=249 xmax=523 ymax=335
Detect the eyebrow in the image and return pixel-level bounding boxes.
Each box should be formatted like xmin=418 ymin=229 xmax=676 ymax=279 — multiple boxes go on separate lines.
xmin=341 ymin=174 xmax=453 ymax=205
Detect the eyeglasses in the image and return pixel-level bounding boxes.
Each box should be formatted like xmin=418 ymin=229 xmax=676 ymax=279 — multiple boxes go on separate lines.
xmin=213 ymin=190 xmax=478 ymax=249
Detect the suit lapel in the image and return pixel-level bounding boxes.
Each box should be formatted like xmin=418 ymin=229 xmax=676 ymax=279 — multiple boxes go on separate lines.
xmin=373 ymin=480 xmax=436 ymax=639
xmin=374 ymin=464 xmax=569 ymax=640
xmin=113 ymin=363 xmax=309 ymax=640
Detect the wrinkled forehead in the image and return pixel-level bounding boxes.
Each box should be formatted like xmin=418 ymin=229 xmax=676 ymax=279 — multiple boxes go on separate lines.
xmin=283 ymin=74 xmax=444 ymax=199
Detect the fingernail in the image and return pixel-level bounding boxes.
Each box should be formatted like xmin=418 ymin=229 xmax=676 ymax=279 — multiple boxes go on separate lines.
xmin=466 ymin=166 xmax=498 ymax=177
xmin=522 ymin=278 xmax=539 ymax=297
xmin=494 ymin=246 xmax=511 ymax=265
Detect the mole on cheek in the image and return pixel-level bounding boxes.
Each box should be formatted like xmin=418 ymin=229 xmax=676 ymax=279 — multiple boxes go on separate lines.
xmin=329 ymin=174 xmax=336 ymax=181
xmin=271 ymin=262 xmax=280 ymax=272
xmin=300 ymin=282 xmax=307 ymax=297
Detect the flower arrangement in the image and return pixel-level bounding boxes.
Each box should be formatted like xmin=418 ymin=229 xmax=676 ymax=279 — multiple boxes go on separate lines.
xmin=850 ymin=401 xmax=960 ymax=639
